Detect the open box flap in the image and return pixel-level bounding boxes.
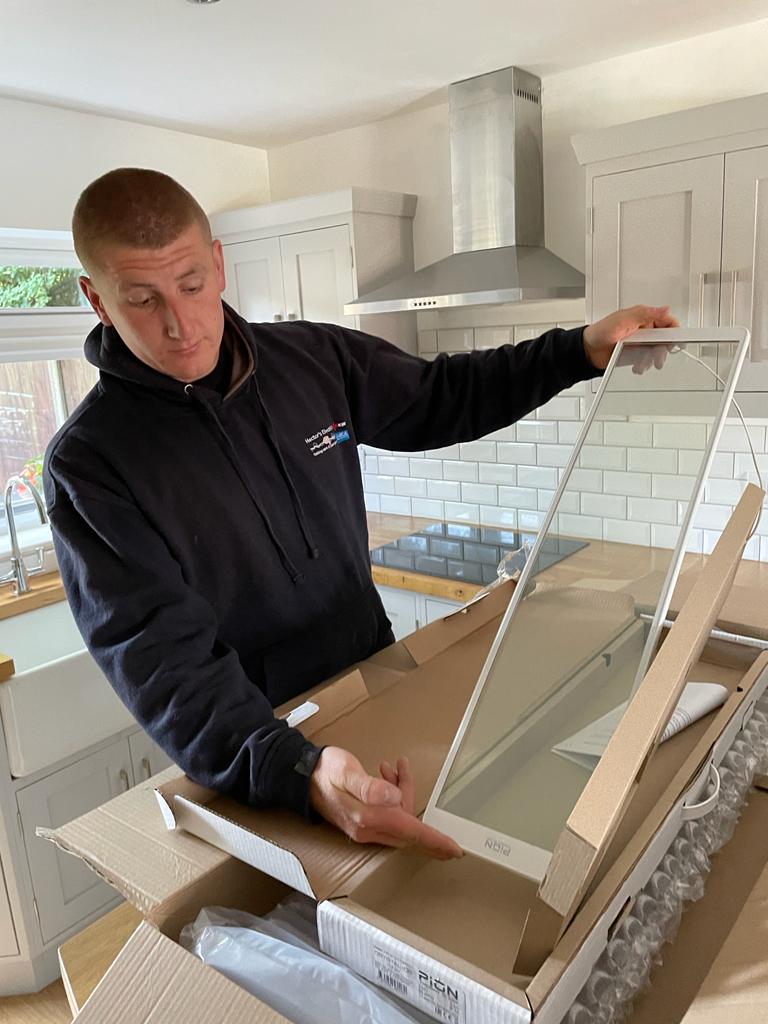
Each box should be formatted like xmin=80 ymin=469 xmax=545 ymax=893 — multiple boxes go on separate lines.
xmin=37 ymin=767 xmax=227 ymax=916
xmin=154 ymin=585 xmax=515 ymax=900
xmin=520 ymin=483 xmax=764 ymax=961
xmin=402 ymin=580 xmax=515 ymax=665
xmin=73 ymin=920 xmax=288 ymax=1023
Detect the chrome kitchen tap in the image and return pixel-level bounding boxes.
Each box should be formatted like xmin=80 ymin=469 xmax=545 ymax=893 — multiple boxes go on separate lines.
xmin=0 ymin=476 xmax=50 ymax=595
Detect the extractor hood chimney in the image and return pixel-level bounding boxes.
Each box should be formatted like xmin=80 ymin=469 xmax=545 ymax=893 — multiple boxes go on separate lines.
xmin=345 ymin=66 xmax=584 ymax=315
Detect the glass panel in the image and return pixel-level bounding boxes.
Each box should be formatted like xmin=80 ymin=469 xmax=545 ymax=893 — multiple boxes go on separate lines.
xmin=434 ymin=338 xmax=741 ymax=865
xmin=0 ymin=266 xmax=88 ymax=309
xmin=60 ymin=358 xmax=99 ymax=414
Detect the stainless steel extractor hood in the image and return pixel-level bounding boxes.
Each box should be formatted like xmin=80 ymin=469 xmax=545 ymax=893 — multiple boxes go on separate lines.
xmin=345 ymin=66 xmax=584 ymax=315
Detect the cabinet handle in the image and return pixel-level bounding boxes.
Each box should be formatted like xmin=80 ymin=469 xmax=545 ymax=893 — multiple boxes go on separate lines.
xmin=729 ymin=269 xmax=738 ymax=328
xmin=119 ymin=768 xmax=130 ymax=792
xmin=141 ymin=757 xmax=152 ymax=781
xmin=697 ymin=272 xmax=705 ymax=328
xmin=273 ymin=313 xmax=284 ymax=322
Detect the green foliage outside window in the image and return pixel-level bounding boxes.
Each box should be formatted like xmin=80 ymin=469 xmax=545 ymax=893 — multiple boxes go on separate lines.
xmin=0 ymin=266 xmax=88 ymax=308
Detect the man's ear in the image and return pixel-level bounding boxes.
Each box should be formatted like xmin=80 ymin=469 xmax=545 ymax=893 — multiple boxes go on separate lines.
xmin=212 ymin=239 xmax=226 ymax=294
xmin=79 ymin=275 xmax=114 ymax=326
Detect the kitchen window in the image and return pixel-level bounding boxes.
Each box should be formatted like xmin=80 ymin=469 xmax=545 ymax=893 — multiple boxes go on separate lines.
xmin=0 ymin=229 xmax=98 ymax=544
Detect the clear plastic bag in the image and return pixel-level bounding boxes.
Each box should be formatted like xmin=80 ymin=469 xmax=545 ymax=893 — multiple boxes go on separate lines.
xmin=179 ymin=894 xmax=432 ymax=1024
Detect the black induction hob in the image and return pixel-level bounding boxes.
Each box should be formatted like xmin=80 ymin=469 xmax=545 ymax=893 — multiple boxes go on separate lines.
xmin=370 ymin=522 xmax=587 ymax=586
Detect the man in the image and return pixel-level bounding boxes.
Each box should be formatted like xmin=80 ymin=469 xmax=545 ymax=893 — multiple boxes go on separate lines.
xmin=44 ymin=168 xmax=677 ymax=860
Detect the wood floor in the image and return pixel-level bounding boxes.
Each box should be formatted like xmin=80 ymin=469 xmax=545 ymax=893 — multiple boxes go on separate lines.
xmin=0 ymin=980 xmax=71 ymax=1023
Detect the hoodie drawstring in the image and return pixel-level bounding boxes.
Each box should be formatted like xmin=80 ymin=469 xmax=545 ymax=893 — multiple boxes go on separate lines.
xmin=185 ymin=385 xmax=311 ymax=585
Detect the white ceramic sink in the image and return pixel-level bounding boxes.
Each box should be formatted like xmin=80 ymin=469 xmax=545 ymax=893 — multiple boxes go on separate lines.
xmin=0 ymin=601 xmax=135 ymax=777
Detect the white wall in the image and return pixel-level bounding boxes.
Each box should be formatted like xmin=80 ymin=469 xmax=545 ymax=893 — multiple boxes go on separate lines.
xmin=0 ymin=96 xmax=270 ymax=231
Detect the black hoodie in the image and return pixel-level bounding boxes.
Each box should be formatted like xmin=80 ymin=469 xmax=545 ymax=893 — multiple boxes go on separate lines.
xmin=43 ymin=303 xmax=599 ymax=816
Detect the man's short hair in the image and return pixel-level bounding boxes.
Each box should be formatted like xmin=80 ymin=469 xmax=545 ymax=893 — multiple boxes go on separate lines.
xmin=72 ymin=168 xmax=212 ymax=275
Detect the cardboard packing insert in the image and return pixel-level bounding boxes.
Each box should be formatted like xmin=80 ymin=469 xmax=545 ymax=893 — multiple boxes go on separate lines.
xmin=40 ymin=487 xmax=768 ymax=1023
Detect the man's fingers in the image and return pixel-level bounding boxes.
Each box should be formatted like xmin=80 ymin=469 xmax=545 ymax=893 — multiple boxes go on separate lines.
xmin=351 ymin=804 xmax=464 ymax=859
xmin=342 ymin=764 xmax=402 ymax=807
xmin=396 ymin=756 xmax=415 ymax=816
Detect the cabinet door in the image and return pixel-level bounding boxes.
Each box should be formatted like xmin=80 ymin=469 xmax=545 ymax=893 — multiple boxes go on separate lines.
xmin=128 ymin=730 xmax=175 ymax=784
xmin=280 ymin=225 xmax=356 ymax=328
xmin=221 ymin=237 xmax=286 ymax=324
xmin=592 ymin=156 xmax=724 ymax=390
xmin=424 ymin=596 xmax=463 ymax=625
xmin=16 ymin=741 xmax=132 ymax=944
xmin=0 ymin=858 xmax=18 ymax=957
xmin=721 ymin=146 xmax=768 ymax=391
xmin=375 ymin=585 xmax=418 ymax=641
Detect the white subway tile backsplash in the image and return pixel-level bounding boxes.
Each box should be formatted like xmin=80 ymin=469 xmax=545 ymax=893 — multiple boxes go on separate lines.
xmin=364 ymin=492 xmax=380 ymax=513
xmin=484 ymin=426 xmax=518 ymax=442
xmin=411 ymin=498 xmax=444 ymax=519
xmin=559 ymin=513 xmax=603 ymax=540
xmin=497 ymin=442 xmax=536 ymax=464
xmin=710 ymin=451 xmax=736 ymax=478
xmin=480 ymin=504 xmax=518 ymax=528
xmin=412 ymin=459 xmax=443 ymax=479
xmin=364 ymin=455 xmax=379 ymax=474
xmin=437 ymin=328 xmax=474 ymax=352
xmin=604 ymin=518 xmax=651 ymax=545
xmin=516 ymin=420 xmax=558 ymax=443
xmin=628 ymin=448 xmax=678 ymax=474
xmin=475 ymin=327 xmax=512 ymax=347
xmin=652 ymin=475 xmax=696 ymax=501
xmin=427 ymin=444 xmax=461 ymax=460
xmin=705 ymin=478 xmax=747 ymax=504
xmin=499 ymin=486 xmax=538 ymax=509
xmin=651 ymin=524 xmax=704 ymax=554
xmin=380 ymin=495 xmax=412 ymax=515
xmin=628 ymin=497 xmax=678 ymax=525
xmin=462 ymin=482 xmax=498 ymax=505
xmin=442 ymin=460 xmax=479 ymax=483
xmin=479 ymin=463 xmax=518 ymax=486
xmin=581 ymin=492 xmax=627 ymax=519
xmin=364 ymin=474 xmax=395 ymax=494
xmin=395 ymin=476 xmax=427 ymax=498
xmin=604 ymin=471 xmax=652 ymax=497
xmin=655 ymin=422 xmax=706 ymax=449
xmin=703 ymin=529 xmax=760 ymax=560
xmin=444 ymin=501 xmax=480 ymax=522
xmin=537 ymin=396 xmax=581 ymax=420
xmin=418 ymin=330 xmax=437 ymax=353
xmin=427 ymin=479 xmax=462 ymax=501
xmin=515 ymin=325 xmax=550 ymax=342
xmin=519 ymin=509 xmax=546 ymax=530
xmin=604 ymin=422 xmax=653 ymax=447
xmin=539 ymin=490 xmax=579 ymax=513
xmin=567 ymin=468 xmax=604 ymax=491
xmin=734 ymin=452 xmax=768 ymax=481
xmin=677 ymin=449 xmax=707 ymax=476
xmin=558 ymin=421 xmax=586 ymax=444
xmin=537 ymin=444 xmax=572 ymax=468
xmin=459 ymin=441 xmax=497 ymax=462
xmin=694 ymin=504 xmax=733 ymax=530
xmin=580 ymin=445 xmax=627 ymax=471
xmin=717 ymin=423 xmax=766 ymax=453
xmin=378 ymin=456 xmax=410 ymax=477
xmin=518 ymin=465 xmax=559 ymax=489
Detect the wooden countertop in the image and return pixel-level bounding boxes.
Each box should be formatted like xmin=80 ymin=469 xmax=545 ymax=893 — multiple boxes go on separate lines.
xmin=0 ymin=570 xmax=65 ymax=621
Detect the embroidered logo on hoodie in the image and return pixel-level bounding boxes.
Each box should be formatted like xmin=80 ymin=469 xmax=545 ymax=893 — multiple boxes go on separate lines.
xmin=305 ymin=420 xmax=350 ymax=456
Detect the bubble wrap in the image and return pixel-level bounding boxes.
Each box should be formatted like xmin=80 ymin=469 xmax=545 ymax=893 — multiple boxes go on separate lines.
xmin=562 ymin=689 xmax=768 ymax=1024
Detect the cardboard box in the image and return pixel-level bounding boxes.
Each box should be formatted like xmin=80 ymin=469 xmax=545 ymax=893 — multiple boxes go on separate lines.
xmin=40 ymin=490 xmax=768 ymax=1022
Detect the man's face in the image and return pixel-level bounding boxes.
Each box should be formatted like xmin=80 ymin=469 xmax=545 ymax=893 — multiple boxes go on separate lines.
xmin=80 ymin=222 xmax=227 ymax=383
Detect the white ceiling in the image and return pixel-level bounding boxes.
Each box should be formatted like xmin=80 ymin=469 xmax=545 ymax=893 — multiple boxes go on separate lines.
xmin=1 ymin=0 xmax=767 ymax=148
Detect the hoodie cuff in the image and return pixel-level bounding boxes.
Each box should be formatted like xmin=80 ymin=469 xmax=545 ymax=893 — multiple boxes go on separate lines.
xmin=258 ymin=728 xmax=324 ymax=819
xmin=559 ymin=325 xmax=604 ymax=386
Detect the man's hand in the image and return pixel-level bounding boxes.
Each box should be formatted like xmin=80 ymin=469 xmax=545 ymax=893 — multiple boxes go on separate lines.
xmin=309 ymin=746 xmax=463 ymax=860
xmin=583 ymin=304 xmax=680 ymax=371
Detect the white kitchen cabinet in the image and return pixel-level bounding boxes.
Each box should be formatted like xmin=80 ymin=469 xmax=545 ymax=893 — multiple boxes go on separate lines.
xmin=211 ymin=188 xmax=418 ymax=353
xmin=15 ymin=740 xmax=130 ymax=944
xmin=591 ymin=157 xmax=723 ymax=391
xmin=376 ymin=585 xmax=418 ymax=641
xmin=574 ymin=94 xmax=768 ymax=402
xmin=721 ymin=146 xmax=768 ymax=390
xmin=376 ymin=585 xmax=464 ymax=640
xmin=127 ymin=730 xmax=175 ymax=784
xmin=221 ymin=236 xmax=285 ymax=324
xmin=0 ymin=858 xmax=18 ymax=957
